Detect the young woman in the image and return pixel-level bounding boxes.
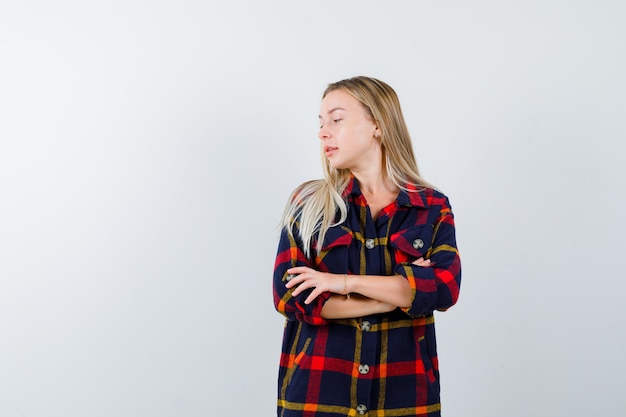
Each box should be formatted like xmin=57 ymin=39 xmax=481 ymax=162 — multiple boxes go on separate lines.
xmin=273 ymin=76 xmax=461 ymax=417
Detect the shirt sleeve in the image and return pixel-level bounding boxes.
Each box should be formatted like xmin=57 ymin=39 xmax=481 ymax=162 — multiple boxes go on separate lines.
xmin=395 ymin=197 xmax=462 ymax=317
xmin=273 ymin=225 xmax=332 ymax=325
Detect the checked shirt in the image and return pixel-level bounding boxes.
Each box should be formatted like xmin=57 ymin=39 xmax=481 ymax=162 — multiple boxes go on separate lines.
xmin=273 ymin=177 xmax=461 ymax=417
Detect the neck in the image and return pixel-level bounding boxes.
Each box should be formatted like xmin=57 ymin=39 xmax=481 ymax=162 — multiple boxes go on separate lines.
xmin=347 ymin=143 xmax=395 ymax=195
xmin=351 ymin=169 xmax=396 ymax=196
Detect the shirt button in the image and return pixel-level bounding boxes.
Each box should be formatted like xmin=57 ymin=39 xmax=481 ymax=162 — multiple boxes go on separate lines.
xmin=358 ymin=364 xmax=370 ymax=374
xmin=360 ymin=321 xmax=371 ymax=331
xmin=412 ymin=238 xmax=424 ymax=249
xmin=356 ymin=404 xmax=368 ymax=415
xmin=365 ymin=239 xmax=375 ymax=249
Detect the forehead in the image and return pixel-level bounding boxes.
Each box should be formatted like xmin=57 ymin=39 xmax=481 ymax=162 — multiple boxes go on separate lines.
xmin=319 ymin=89 xmax=364 ymax=115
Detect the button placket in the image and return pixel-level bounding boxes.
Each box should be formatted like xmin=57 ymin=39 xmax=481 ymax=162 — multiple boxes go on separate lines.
xmin=353 ymin=197 xmax=388 ymax=417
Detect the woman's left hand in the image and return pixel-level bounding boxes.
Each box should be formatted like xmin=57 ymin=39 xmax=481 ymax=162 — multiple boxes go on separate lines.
xmin=285 ymin=266 xmax=344 ymax=304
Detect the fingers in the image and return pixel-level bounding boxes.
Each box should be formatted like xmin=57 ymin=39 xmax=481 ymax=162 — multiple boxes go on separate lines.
xmin=289 ymin=278 xmax=314 ymax=297
xmin=285 ymin=271 xmax=314 ymax=290
xmin=287 ymin=266 xmax=313 ymax=275
xmin=284 ymin=268 xmax=318 ymax=299
xmin=291 ymin=278 xmax=322 ymax=303
xmin=304 ymin=288 xmax=323 ymax=305
xmin=284 ymin=268 xmax=338 ymax=304
xmin=412 ymin=257 xmax=432 ymax=267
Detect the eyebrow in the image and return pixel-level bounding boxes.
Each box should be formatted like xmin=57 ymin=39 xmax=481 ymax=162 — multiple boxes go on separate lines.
xmin=318 ymin=107 xmax=346 ymax=118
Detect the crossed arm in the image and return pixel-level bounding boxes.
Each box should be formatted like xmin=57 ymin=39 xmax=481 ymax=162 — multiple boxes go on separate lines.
xmin=285 ymin=258 xmax=431 ymax=319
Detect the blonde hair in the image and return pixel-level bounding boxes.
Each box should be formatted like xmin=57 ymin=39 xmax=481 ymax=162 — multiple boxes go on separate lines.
xmin=281 ymin=76 xmax=433 ymax=259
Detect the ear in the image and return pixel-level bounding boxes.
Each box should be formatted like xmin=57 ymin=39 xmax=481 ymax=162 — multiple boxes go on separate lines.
xmin=373 ymin=125 xmax=381 ymax=139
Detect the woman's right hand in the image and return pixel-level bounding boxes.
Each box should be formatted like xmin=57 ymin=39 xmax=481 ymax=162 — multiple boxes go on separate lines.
xmin=412 ymin=257 xmax=431 ymax=267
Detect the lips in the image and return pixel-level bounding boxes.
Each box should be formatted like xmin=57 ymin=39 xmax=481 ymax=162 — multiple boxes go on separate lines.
xmin=325 ymin=146 xmax=338 ymax=156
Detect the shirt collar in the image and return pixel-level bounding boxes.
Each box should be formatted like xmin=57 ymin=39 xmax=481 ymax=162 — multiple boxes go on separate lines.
xmin=396 ymin=183 xmax=429 ymax=208
xmin=342 ymin=176 xmax=362 ymax=199
xmin=343 ymin=176 xmax=428 ymax=208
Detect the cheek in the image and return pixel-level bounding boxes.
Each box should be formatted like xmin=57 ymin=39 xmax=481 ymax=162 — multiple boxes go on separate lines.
xmin=353 ymin=123 xmax=375 ymax=140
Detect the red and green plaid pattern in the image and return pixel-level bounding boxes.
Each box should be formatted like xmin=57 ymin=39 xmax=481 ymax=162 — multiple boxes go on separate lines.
xmin=273 ymin=178 xmax=461 ymax=416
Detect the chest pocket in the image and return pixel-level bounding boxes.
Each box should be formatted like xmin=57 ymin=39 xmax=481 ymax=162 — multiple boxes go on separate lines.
xmin=389 ymin=224 xmax=434 ymax=263
xmin=314 ymin=225 xmax=353 ymax=272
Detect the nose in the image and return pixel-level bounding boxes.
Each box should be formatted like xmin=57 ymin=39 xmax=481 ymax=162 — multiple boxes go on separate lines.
xmin=318 ymin=125 xmax=331 ymax=140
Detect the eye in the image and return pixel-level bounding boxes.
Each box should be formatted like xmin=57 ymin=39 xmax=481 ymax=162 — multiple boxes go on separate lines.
xmin=332 ymin=118 xmax=342 ymax=123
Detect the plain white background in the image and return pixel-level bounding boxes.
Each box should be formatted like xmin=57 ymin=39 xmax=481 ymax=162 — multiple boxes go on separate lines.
xmin=1 ymin=1 xmax=625 ymax=416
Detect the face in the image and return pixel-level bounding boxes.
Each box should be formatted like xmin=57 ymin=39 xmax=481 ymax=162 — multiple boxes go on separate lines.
xmin=318 ymin=89 xmax=381 ymax=172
